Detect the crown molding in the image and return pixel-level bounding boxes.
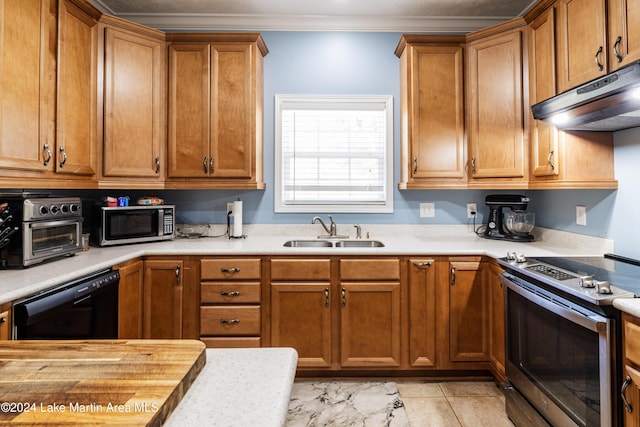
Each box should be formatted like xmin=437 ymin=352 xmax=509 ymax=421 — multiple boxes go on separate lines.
xmin=108 ymin=13 xmax=514 ymax=33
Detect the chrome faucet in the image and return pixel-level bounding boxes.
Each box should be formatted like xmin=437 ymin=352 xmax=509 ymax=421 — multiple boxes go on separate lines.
xmin=311 ymin=215 xmax=348 ymax=239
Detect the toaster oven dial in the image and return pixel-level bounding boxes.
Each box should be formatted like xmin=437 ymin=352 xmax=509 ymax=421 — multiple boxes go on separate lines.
xmin=50 ymin=205 xmax=59 ymax=214
xmin=39 ymin=206 xmax=49 ymax=215
xmin=60 ymin=204 xmax=69 ymax=214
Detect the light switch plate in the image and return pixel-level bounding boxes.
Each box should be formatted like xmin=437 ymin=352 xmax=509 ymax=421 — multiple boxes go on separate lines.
xmin=420 ymin=202 xmax=435 ymax=218
xmin=576 ymin=205 xmax=586 ymax=226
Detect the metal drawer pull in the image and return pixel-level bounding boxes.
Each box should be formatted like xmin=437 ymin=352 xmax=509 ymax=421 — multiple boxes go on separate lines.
xmin=203 ymin=156 xmax=208 ymax=174
xmin=547 ymin=150 xmax=555 ymax=170
xmin=220 ymin=267 xmax=241 ymax=273
xmin=155 ymin=156 xmax=160 ymax=173
xmin=59 ymin=146 xmax=67 ymax=168
xmin=412 ymin=261 xmax=432 ymax=269
xmin=325 ymin=288 xmax=329 ymax=307
xmin=0 ymin=317 xmax=6 ymax=324
xmin=450 ymin=266 xmax=456 ymax=286
xmin=220 ymin=319 xmax=240 ymax=324
xmin=613 ymin=36 xmax=623 ymax=63
xmin=210 ymin=156 xmax=215 ymax=174
xmin=413 ymin=157 xmax=418 ymax=175
xmin=595 ymin=46 xmax=604 ymax=71
xmin=341 ymin=288 xmax=346 ymax=307
xmin=622 ymin=375 xmax=633 ymax=413
xmin=175 ymin=265 xmax=181 ymax=285
xmin=470 ymin=157 xmax=476 ymax=174
xmin=220 ymin=291 xmax=240 ymax=297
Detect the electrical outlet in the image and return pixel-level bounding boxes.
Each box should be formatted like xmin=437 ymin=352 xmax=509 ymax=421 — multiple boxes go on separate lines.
xmin=420 ymin=202 xmax=435 ymax=218
xmin=227 ymin=202 xmax=234 ymax=215
xmin=467 ymin=203 xmax=477 ymax=218
xmin=576 ymin=205 xmax=586 ymax=226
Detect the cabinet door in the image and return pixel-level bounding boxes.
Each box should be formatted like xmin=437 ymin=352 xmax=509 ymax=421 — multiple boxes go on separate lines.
xmin=271 ymin=283 xmax=332 ymax=368
xmin=529 ymin=6 xmax=560 ymax=179
xmin=117 ymin=259 xmax=144 ymax=339
xmin=608 ymin=0 xmax=640 ymax=69
xmin=467 ymin=30 xmax=525 ymax=180
xmin=405 ymin=44 xmax=465 ymax=183
xmin=0 ymin=0 xmax=56 ymax=173
xmin=167 ymin=44 xmax=210 ymax=178
xmin=448 ymin=260 xmax=490 ymax=363
xmin=340 ymin=282 xmax=401 ymax=368
xmin=408 ymin=259 xmax=437 ymax=368
xmin=488 ymin=262 xmax=505 ymax=379
xmin=210 ymin=43 xmax=254 ymax=178
xmin=0 ymin=303 xmax=10 ymax=340
xmin=143 ymin=259 xmax=183 ymax=339
xmin=556 ymin=0 xmax=607 ymax=92
xmin=103 ymin=28 xmax=163 ymax=178
xmin=56 ymin=0 xmax=97 ymax=176
xmin=623 ymin=365 xmax=640 ymax=427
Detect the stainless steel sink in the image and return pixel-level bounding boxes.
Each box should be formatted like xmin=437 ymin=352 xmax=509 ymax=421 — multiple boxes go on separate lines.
xmin=283 ymin=240 xmax=333 ymax=247
xmin=283 ymin=239 xmax=384 ymax=248
xmin=334 ymin=240 xmax=384 ymax=248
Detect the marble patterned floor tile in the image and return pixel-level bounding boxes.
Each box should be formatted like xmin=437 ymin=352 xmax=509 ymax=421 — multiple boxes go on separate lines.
xmin=438 ymin=381 xmax=503 ymax=398
xmin=447 ymin=396 xmax=514 ymax=427
xmin=286 ymin=381 xmax=410 ymax=427
xmin=395 ymin=381 xmax=444 ymax=398
xmin=402 ymin=397 xmax=462 ymax=427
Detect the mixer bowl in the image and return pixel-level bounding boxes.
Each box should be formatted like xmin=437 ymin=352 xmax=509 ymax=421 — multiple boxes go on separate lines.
xmin=505 ymin=212 xmax=535 ymax=234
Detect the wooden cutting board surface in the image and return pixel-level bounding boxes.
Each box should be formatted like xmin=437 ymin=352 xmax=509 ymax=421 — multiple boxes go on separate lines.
xmin=0 ymin=339 xmax=206 ymax=426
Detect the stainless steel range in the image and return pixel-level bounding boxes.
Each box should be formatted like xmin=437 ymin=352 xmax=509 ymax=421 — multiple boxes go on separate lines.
xmin=497 ymin=253 xmax=640 ymax=427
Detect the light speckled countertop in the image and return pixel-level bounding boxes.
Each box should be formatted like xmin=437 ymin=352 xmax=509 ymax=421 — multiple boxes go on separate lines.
xmin=0 ymin=224 xmax=615 ymax=306
xmin=165 ymin=347 xmax=298 ymax=427
xmin=613 ymin=299 xmax=640 ymax=317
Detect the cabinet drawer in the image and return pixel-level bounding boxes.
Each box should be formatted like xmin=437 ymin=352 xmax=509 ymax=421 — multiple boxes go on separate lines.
xmin=201 ymin=337 xmax=261 ymax=348
xmin=200 ymin=306 xmax=261 ymax=336
xmin=201 ymin=259 xmax=261 ymax=280
xmin=201 ymin=282 xmax=261 ymax=304
xmin=271 ymin=259 xmax=331 ymax=281
xmin=625 ymin=317 xmax=640 ymax=367
xmin=340 ymin=258 xmax=400 ymax=280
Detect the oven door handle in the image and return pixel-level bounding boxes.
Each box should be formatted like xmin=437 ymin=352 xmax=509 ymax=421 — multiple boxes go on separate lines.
xmin=501 ymin=273 xmax=610 ymax=333
xmin=28 ymin=218 xmax=81 ymax=230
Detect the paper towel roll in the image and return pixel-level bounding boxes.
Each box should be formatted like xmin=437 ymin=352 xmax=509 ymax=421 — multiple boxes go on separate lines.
xmin=232 ymin=200 xmax=243 ymax=237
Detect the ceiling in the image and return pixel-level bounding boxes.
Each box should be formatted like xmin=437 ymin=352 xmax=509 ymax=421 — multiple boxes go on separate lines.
xmin=86 ymin=0 xmax=537 ymax=33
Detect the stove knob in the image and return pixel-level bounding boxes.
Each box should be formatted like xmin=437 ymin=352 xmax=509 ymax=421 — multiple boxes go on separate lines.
xmin=50 ymin=205 xmax=59 ymax=214
xmin=39 ymin=206 xmax=48 ymax=215
xmin=506 ymin=251 xmax=517 ymax=261
xmin=595 ymin=280 xmax=612 ymax=294
xmin=60 ymin=204 xmax=69 ymax=214
xmin=580 ymin=276 xmax=595 ymax=288
xmin=515 ymin=253 xmax=527 ymax=263
xmin=70 ymin=204 xmax=79 ymax=213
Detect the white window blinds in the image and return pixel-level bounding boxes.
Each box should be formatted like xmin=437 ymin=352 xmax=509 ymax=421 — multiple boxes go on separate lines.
xmin=275 ymin=95 xmax=393 ymax=213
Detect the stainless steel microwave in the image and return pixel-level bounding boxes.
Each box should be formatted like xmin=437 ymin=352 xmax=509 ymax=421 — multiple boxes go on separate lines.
xmin=94 ymin=205 xmax=175 ymax=247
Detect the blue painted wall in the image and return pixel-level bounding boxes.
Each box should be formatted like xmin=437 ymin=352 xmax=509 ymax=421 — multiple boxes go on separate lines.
xmin=52 ymin=32 xmax=638 ymax=255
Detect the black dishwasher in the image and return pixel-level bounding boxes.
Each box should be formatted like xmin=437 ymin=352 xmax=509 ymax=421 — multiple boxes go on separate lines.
xmin=13 ymin=269 xmax=120 ymax=339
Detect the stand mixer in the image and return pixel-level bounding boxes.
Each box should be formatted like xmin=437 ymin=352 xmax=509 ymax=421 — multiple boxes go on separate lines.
xmin=483 ymin=194 xmax=535 ymax=242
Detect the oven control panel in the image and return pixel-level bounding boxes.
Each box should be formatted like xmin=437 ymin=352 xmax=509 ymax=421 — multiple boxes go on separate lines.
xmin=525 ymin=264 xmax=576 ymax=281
xmin=23 ymin=197 xmax=82 ymax=221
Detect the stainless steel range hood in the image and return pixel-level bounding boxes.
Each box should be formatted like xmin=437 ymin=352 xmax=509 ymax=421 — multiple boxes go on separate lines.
xmin=531 ymin=61 xmax=640 ymax=131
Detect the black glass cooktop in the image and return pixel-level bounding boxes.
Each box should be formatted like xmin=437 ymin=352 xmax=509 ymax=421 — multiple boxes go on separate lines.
xmin=533 ymin=254 xmax=640 ymax=296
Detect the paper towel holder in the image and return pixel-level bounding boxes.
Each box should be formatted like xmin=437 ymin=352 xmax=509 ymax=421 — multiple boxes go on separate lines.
xmin=226 ymin=199 xmax=245 ymax=239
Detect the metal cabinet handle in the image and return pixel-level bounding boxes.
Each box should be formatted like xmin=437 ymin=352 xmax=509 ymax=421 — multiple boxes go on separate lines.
xmin=547 ymin=150 xmax=555 ymax=171
xmin=43 ymin=143 xmax=52 ymax=166
xmin=220 ymin=267 xmax=240 ymax=273
xmin=203 ymin=156 xmax=208 ymax=174
xmin=613 ymin=36 xmax=623 ymax=63
xmin=155 ymin=156 xmax=160 ymax=174
xmin=210 ymin=156 xmax=215 ymax=174
xmin=220 ymin=319 xmax=240 ymax=324
xmin=341 ymin=287 xmax=346 ymax=307
xmin=412 ymin=261 xmax=433 ymax=269
xmin=595 ymin=46 xmax=604 ymax=71
xmin=471 ymin=157 xmax=476 ymax=175
xmin=413 ymin=157 xmax=418 ymax=175
xmin=220 ymin=291 xmax=240 ymax=297
xmin=622 ymin=375 xmax=633 ymax=413
xmin=0 ymin=317 xmax=6 ymax=324
xmin=175 ymin=265 xmax=181 ymax=285
xmin=325 ymin=288 xmax=330 ymax=307
xmin=450 ymin=266 xmax=456 ymax=286
xmin=59 ymin=146 xmax=67 ymax=168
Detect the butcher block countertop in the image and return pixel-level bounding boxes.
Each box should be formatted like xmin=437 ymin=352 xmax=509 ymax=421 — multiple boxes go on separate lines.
xmin=0 ymin=339 xmax=206 ymax=426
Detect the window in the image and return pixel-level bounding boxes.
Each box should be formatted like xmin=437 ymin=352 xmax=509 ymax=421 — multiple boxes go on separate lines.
xmin=275 ymin=94 xmax=393 ymax=213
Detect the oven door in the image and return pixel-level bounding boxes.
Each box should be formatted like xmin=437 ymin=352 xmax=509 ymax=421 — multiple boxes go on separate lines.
xmin=503 ymin=273 xmax=613 ymax=427
xmin=23 ymin=218 xmax=82 ymax=266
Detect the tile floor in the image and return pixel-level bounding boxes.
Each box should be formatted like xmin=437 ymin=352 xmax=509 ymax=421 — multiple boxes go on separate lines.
xmin=396 ymin=380 xmax=515 ymax=427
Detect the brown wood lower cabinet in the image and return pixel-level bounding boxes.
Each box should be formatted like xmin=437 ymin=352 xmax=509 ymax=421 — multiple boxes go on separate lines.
xmin=115 ymin=259 xmax=144 ymax=339
xmin=0 ymin=302 xmax=11 ymax=340
xmin=143 ymin=258 xmax=184 ymax=339
xmin=408 ymin=258 xmax=437 ymax=368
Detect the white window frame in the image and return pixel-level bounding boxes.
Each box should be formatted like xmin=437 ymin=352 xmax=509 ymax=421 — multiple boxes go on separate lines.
xmin=274 ymin=94 xmax=394 ymax=213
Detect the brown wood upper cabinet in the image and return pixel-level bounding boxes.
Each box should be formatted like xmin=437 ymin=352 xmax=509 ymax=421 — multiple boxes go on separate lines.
xmin=166 ymin=34 xmax=267 ymax=189
xmin=466 ymin=26 xmax=527 ymax=186
xmin=396 ymin=36 xmax=466 ymax=189
xmin=99 ymin=18 xmax=166 ymax=188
